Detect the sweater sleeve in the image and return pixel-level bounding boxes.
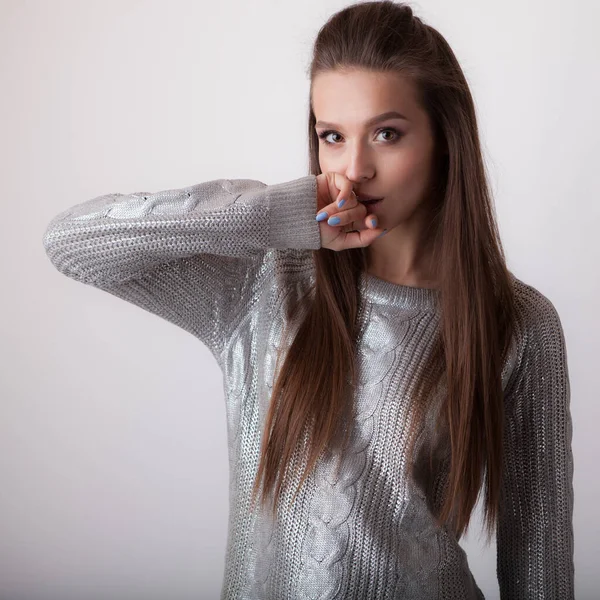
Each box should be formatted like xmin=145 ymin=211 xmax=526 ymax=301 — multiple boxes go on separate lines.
xmin=42 ymin=175 xmax=321 ymax=362
xmin=496 ymin=285 xmax=575 ymax=599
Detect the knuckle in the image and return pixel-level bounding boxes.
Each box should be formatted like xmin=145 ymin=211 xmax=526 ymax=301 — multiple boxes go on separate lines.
xmin=353 ymin=206 xmax=366 ymax=219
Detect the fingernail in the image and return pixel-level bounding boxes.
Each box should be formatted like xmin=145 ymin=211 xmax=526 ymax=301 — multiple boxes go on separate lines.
xmin=316 ymin=211 xmax=328 ymax=221
xmin=328 ymin=216 xmax=341 ymax=225
xmin=377 ymin=229 xmax=388 ymax=238
xmin=371 ymin=217 xmax=377 ymax=227
xmin=337 ymin=198 xmax=346 ymax=207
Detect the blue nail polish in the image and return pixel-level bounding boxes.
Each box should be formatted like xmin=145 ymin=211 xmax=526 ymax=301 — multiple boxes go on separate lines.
xmin=316 ymin=211 xmax=328 ymax=221
xmin=328 ymin=216 xmax=341 ymax=225
xmin=338 ymin=198 xmax=346 ymax=207
xmin=371 ymin=218 xmax=377 ymax=227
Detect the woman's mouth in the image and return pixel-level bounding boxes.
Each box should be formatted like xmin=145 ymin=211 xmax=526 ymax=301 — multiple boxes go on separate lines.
xmin=358 ymin=197 xmax=384 ymax=206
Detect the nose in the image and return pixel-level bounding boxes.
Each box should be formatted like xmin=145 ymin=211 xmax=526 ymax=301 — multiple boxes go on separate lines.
xmin=344 ymin=143 xmax=375 ymax=183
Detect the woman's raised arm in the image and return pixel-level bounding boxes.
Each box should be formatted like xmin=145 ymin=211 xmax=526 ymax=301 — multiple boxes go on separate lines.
xmin=42 ymin=175 xmax=321 ymax=362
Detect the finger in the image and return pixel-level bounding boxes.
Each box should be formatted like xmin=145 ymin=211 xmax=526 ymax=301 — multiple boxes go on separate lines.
xmin=316 ymin=173 xmax=352 ymax=222
xmin=325 ymin=204 xmax=368 ymax=228
xmin=351 ymin=218 xmax=368 ymax=232
xmin=342 ymin=226 xmax=388 ymax=248
xmin=364 ymin=213 xmax=380 ymax=229
xmin=327 ymin=175 xmax=351 ymax=213
xmin=337 ymin=177 xmax=354 ymax=210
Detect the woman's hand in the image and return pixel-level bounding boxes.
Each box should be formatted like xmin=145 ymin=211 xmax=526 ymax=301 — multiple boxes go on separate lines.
xmin=316 ymin=172 xmax=387 ymax=250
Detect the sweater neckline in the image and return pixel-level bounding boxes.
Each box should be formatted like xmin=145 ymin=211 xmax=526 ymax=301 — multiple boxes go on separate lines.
xmin=360 ymin=271 xmax=440 ymax=311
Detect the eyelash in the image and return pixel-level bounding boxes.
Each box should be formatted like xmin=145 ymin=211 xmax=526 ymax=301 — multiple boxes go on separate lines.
xmin=317 ymin=127 xmax=402 ymax=145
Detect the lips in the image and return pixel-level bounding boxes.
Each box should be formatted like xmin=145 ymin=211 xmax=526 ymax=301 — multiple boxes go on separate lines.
xmin=356 ymin=193 xmax=383 ymax=204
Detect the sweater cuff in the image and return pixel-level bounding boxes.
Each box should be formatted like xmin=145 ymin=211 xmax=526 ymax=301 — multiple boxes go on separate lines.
xmin=266 ymin=175 xmax=322 ymax=250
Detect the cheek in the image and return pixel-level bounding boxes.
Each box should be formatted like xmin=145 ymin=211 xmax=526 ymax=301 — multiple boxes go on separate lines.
xmin=318 ymin=153 xmax=330 ymax=173
xmin=391 ymin=149 xmax=433 ymax=188
xmin=384 ymin=156 xmax=435 ymax=213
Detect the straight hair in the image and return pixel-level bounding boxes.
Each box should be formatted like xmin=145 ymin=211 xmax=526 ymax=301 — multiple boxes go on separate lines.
xmin=251 ymin=0 xmax=517 ymax=544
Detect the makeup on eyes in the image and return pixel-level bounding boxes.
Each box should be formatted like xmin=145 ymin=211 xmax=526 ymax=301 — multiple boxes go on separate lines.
xmin=317 ymin=127 xmax=403 ymax=145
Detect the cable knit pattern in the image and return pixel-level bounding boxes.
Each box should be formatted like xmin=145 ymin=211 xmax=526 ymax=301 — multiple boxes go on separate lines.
xmin=42 ymin=174 xmax=574 ymax=599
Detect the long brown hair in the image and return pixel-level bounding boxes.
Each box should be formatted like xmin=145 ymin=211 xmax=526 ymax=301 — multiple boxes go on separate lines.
xmin=251 ymin=0 xmax=517 ymax=544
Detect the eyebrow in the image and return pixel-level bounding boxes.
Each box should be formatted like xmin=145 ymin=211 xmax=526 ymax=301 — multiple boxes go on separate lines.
xmin=315 ymin=110 xmax=409 ymax=129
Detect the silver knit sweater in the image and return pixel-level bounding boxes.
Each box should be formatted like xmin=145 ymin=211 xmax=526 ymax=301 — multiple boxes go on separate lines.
xmin=42 ymin=174 xmax=574 ymax=599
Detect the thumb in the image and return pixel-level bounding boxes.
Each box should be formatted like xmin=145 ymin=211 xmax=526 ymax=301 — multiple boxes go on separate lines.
xmin=345 ymin=227 xmax=388 ymax=248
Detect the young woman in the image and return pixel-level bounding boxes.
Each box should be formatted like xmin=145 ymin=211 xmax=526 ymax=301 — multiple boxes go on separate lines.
xmin=43 ymin=1 xmax=574 ymax=598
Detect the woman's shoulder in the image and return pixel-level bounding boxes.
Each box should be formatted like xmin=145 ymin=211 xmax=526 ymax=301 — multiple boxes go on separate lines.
xmin=509 ymin=272 xmax=565 ymax=333
xmin=504 ymin=272 xmax=569 ymax=397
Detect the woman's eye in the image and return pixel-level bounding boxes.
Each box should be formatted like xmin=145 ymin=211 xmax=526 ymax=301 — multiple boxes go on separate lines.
xmin=318 ymin=131 xmax=342 ymax=144
xmin=317 ymin=128 xmax=401 ymax=145
xmin=377 ymin=129 xmax=398 ymax=142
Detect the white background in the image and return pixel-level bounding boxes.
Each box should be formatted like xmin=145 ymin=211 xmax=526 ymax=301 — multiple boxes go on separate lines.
xmin=1 ymin=0 xmax=597 ymax=598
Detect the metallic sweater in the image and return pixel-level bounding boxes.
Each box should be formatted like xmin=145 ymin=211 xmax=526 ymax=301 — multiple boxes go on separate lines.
xmin=42 ymin=174 xmax=574 ymax=599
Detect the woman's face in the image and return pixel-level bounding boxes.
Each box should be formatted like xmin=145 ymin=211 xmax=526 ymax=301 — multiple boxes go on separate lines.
xmin=311 ymin=69 xmax=440 ymax=230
